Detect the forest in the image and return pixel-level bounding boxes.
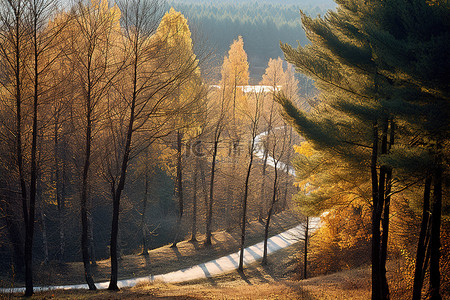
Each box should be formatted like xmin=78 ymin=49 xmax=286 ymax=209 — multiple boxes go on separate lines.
xmin=0 ymin=0 xmax=448 ymax=299
xmin=167 ymin=0 xmax=335 ymax=82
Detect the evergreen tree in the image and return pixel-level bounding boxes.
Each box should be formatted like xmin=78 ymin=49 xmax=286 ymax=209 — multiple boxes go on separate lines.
xmin=365 ymin=1 xmax=449 ymax=298
xmin=279 ymin=1 xmax=448 ymax=299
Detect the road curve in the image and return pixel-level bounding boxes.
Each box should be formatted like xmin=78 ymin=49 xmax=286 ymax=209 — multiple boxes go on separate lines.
xmin=0 ymin=220 xmax=320 ymax=293
xmin=1 ymin=129 xmax=314 ymax=294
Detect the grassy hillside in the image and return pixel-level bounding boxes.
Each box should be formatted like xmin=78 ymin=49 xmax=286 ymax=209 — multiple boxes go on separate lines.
xmin=1 ymin=241 xmax=373 ymax=299
xmin=0 ymin=211 xmax=303 ymax=288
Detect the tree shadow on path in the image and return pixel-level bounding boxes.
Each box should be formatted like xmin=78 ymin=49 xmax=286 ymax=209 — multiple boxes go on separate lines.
xmin=237 ymin=269 xmax=252 ymax=285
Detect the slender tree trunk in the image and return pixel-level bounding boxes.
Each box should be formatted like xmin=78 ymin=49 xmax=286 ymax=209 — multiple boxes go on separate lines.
xmin=227 ymin=148 xmax=237 ymax=229
xmin=412 ymin=175 xmax=432 ymax=300
xmin=205 ymin=139 xmax=219 ymax=246
xmin=260 ymin=92 xmax=275 ymax=219
xmin=376 ymin=157 xmax=388 ymax=299
xmin=371 ymin=121 xmax=381 ymax=300
xmin=282 ymin=166 xmax=290 ymax=210
xmin=191 ymin=157 xmax=198 ymax=242
xmin=11 ymin=2 xmax=30 ymax=294
xmin=108 ymin=63 xmax=137 ymax=290
xmin=304 ymin=216 xmax=309 ymax=279
xmin=81 ymin=95 xmax=96 ymax=290
xmin=88 ymin=203 xmax=97 ymax=266
xmin=108 ymin=136 xmax=131 ymax=289
xmin=282 ymin=128 xmax=293 ymax=210
xmin=371 ymin=117 xmax=391 ymax=300
xmin=262 ymin=160 xmax=278 ymax=265
xmin=199 ymin=159 xmax=209 ymax=214
xmin=109 ymin=188 xmax=120 ymax=290
xmin=24 ymin=22 xmax=42 ymax=295
xmin=238 ymin=140 xmax=255 ymax=272
xmin=39 ymin=205 xmax=49 ymax=265
xmin=422 ymin=220 xmax=432 ymax=282
xmin=171 ymin=130 xmax=184 ymax=248
xmin=380 ymin=120 xmax=393 ymax=300
xmin=429 ymin=145 xmax=443 ymax=300
xmin=380 ymin=168 xmax=391 ymax=299
xmin=177 ymin=130 xmax=184 ymax=219
xmin=141 ymin=167 xmax=149 ymax=255
xmin=55 ymin=121 xmax=65 ymax=263
xmin=38 ymin=173 xmax=49 ymax=265
xmin=259 ymin=146 xmax=268 ymax=222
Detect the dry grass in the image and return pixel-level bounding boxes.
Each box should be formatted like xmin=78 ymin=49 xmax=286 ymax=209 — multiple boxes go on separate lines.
xmin=0 ymin=282 xmax=314 ymax=300
xmin=0 ymin=211 xmax=301 ymax=288
xmin=299 ymin=268 xmax=371 ymax=299
xmin=2 ymin=210 xmax=426 ymax=299
xmin=0 ymin=233 xmax=373 ymax=299
xmin=0 ymin=259 xmax=373 ymax=299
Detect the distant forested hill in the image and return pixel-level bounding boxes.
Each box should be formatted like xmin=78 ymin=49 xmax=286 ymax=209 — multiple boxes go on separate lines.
xmin=168 ymin=0 xmax=336 ymax=82
xmin=171 ymin=0 xmax=335 ymax=7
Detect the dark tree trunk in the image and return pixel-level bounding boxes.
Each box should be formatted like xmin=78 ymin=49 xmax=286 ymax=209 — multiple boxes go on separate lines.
xmin=380 ymin=166 xmax=391 ymax=300
xmin=171 ymin=130 xmax=184 ymax=248
xmin=24 ymin=22 xmax=42 ymax=295
xmin=205 ymin=139 xmax=219 ymax=246
xmin=262 ymin=159 xmax=277 ymax=265
xmin=81 ymin=167 xmax=96 ymax=291
xmin=380 ymin=120 xmax=393 ymax=300
xmin=412 ymin=175 xmax=432 ymax=300
xmin=190 ymin=157 xmax=198 ymax=242
xmin=199 ymin=159 xmax=209 ymax=215
xmin=24 ymin=100 xmax=37 ymax=294
xmin=11 ymin=2 xmax=30 ymax=294
xmin=224 ymin=139 xmax=238 ymax=230
xmin=37 ymin=173 xmax=49 ymax=265
xmin=371 ymin=121 xmax=381 ymax=300
xmin=177 ymin=131 xmax=184 ymax=219
xmin=281 ymin=128 xmax=293 ymax=210
xmin=429 ymin=148 xmax=443 ymax=300
xmin=370 ymin=117 xmax=391 ymax=300
xmin=238 ymin=139 xmax=255 ymax=272
xmin=282 ymin=166 xmax=290 ymax=210
xmin=109 ymin=188 xmax=121 ymax=290
xmin=423 ymin=224 xmax=432 ymax=286
xmin=81 ymin=90 xmax=96 ymax=290
xmin=108 ymin=62 xmax=137 ymax=290
xmin=108 ymin=132 xmax=132 ymax=290
xmin=259 ymin=146 xmax=268 ymax=222
xmin=141 ymin=167 xmax=149 ymax=255
xmin=55 ymin=121 xmax=66 ymax=263
xmin=303 ymin=216 xmax=309 ymax=279
xmin=88 ymin=204 xmax=97 ymax=266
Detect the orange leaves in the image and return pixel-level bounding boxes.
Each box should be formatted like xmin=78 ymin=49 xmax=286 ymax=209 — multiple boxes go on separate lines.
xmin=309 ymin=206 xmax=372 ymax=275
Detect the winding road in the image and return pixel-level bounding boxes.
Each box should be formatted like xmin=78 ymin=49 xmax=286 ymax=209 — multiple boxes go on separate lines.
xmin=0 ymin=130 xmax=318 ymax=294
xmin=0 ymin=220 xmax=319 ymax=293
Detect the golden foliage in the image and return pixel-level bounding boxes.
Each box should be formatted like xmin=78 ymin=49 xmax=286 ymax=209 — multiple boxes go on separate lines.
xmin=221 ymin=36 xmax=249 ymax=87
xmin=294 ymin=142 xmax=315 ymax=158
xmin=308 ymin=206 xmax=372 ymax=276
xmin=220 ymin=36 xmax=249 ymax=126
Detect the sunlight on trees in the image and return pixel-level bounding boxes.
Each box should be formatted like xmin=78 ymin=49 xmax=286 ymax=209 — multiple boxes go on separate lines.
xmin=0 ymin=0 xmax=447 ymax=298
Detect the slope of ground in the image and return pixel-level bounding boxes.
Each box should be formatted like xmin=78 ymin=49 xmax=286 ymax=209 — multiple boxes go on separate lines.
xmin=1 ymin=242 xmax=372 ymax=299
xmin=0 ymin=211 xmax=303 ymax=288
